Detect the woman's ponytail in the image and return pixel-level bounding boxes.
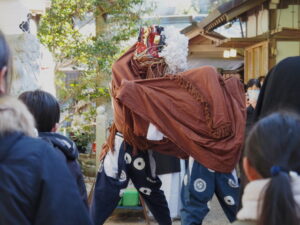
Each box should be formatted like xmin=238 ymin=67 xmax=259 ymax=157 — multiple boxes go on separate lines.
xmin=258 ymin=171 xmax=299 ymax=225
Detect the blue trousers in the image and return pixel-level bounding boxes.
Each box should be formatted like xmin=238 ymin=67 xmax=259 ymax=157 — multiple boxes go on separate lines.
xmin=90 ymin=135 xmax=171 ymax=225
xmin=181 ymin=159 xmax=239 ymax=225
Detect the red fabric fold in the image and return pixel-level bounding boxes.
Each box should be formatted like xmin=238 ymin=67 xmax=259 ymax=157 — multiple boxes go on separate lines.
xmin=106 ymin=44 xmax=246 ymax=172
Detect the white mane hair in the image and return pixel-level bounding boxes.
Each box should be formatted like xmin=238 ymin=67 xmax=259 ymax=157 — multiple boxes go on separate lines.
xmin=159 ymin=26 xmax=189 ymax=74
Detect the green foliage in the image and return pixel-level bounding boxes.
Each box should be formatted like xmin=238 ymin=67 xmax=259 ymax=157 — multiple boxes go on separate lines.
xmin=39 ymin=0 xmax=146 ymax=92
xmin=66 ymin=106 xmax=97 ymax=153
xmin=39 ymin=0 xmax=147 ymax=148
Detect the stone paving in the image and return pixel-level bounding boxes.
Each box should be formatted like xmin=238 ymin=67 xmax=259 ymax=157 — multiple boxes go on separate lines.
xmin=105 ymin=195 xmax=230 ymax=225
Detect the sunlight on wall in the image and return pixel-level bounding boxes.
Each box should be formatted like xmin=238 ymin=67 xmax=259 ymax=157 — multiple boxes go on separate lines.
xmin=0 ymin=0 xmax=28 ymax=35
xmin=0 ymin=0 xmax=55 ymax=96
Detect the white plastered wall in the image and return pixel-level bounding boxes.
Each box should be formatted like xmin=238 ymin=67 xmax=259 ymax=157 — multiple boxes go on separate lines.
xmin=0 ymin=0 xmax=29 ymax=35
xmin=0 ymin=0 xmax=56 ymax=96
xmin=247 ymin=9 xmax=269 ymax=37
xmin=277 ymin=5 xmax=300 ymax=29
xmin=276 ymin=41 xmax=300 ymax=64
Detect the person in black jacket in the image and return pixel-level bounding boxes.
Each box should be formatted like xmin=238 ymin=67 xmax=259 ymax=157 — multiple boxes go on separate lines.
xmin=19 ymin=89 xmax=88 ymax=207
xmin=0 ymin=31 xmax=92 ymax=225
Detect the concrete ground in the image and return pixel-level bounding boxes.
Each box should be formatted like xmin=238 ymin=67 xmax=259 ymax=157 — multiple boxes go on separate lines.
xmin=105 ymin=195 xmax=230 ymax=225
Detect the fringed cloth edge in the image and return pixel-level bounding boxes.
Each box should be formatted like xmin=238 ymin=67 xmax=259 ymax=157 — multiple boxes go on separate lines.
xmin=167 ymin=74 xmax=232 ymax=139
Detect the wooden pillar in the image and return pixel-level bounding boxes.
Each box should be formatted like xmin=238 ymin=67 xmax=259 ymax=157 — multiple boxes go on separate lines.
xmin=95 ymin=7 xmax=107 ymax=36
xmin=95 ymin=6 xmax=109 ymax=103
xmin=269 ymin=9 xmax=277 ymax=69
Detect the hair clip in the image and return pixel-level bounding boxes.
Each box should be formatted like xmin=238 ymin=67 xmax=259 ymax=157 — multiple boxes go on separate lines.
xmin=271 ymin=166 xmax=299 ymax=178
xmin=270 ymin=166 xmax=282 ymax=176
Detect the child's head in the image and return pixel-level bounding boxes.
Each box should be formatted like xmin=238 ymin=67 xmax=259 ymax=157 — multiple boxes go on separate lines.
xmin=244 ymin=112 xmax=300 ymax=225
xmin=19 ymin=90 xmax=60 ymax=132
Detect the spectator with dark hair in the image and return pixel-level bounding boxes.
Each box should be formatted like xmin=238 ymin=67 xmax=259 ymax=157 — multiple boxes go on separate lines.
xmin=0 ymin=31 xmax=92 ymax=225
xmin=19 ymin=89 xmax=60 ymax=132
xmin=239 ymin=78 xmax=261 ymax=197
xmin=234 ymin=112 xmax=300 ymax=225
xmin=19 ymin=90 xmax=88 ymax=207
xmin=246 ymin=78 xmax=261 ymax=91
xmin=245 ymin=79 xmax=261 ymax=130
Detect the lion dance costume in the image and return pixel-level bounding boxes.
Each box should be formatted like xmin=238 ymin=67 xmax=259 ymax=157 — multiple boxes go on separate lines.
xmin=90 ymin=26 xmax=246 ymax=225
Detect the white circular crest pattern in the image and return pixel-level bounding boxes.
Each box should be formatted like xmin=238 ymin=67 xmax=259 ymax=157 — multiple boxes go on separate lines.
xmin=194 ymin=178 xmax=207 ymax=192
xmin=119 ymin=170 xmax=127 ymax=182
xmin=224 ymin=196 xmax=235 ymax=206
xmin=139 ymin=187 xmax=152 ymax=196
xmin=133 ymin=157 xmax=146 ymax=170
xmin=207 ymin=168 xmax=215 ymax=173
xmin=228 ymin=178 xmax=239 ymax=188
xmin=124 ymin=153 xmax=132 ymax=164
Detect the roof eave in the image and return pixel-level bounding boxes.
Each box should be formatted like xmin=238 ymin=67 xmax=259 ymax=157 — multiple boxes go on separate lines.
xmin=197 ymin=0 xmax=268 ymax=32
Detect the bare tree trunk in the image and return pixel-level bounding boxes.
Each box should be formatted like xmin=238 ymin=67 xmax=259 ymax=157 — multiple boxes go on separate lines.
xmin=95 ymin=6 xmax=109 ymax=105
xmin=96 ymin=7 xmax=107 ymax=36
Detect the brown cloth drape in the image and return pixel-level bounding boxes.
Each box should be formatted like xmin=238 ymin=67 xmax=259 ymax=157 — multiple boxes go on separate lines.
xmin=107 ymin=44 xmax=246 ymax=173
